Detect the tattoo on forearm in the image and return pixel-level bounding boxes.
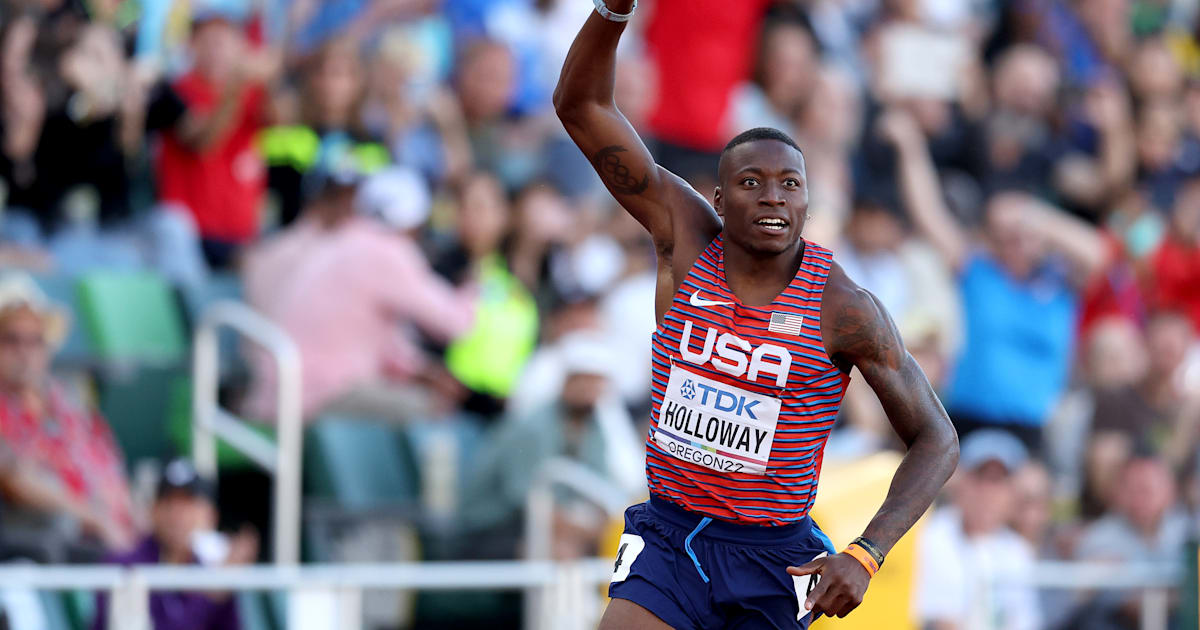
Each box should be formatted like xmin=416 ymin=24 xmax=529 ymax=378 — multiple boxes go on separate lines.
xmin=592 ymin=145 xmax=650 ymax=195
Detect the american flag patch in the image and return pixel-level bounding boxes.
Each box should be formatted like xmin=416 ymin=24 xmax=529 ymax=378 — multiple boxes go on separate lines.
xmin=768 ymin=312 xmax=805 ymax=336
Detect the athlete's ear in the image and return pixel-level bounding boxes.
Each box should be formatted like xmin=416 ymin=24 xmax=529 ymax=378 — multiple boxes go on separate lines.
xmin=713 ymin=186 xmax=723 ymax=218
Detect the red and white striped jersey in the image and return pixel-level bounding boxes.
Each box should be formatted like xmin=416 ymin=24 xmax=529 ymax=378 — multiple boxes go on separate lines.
xmin=646 ymin=235 xmax=849 ymax=526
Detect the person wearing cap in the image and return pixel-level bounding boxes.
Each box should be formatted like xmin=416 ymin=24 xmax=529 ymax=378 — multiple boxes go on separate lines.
xmin=0 ymin=272 xmax=136 ymax=561
xmin=913 ymin=430 xmax=1041 ymax=630
xmin=458 ymin=332 xmax=641 ymax=558
xmin=155 ymin=0 xmax=283 ymax=268
xmin=92 ymin=458 xmax=257 ymax=630
xmin=242 ymin=156 xmax=475 ymax=424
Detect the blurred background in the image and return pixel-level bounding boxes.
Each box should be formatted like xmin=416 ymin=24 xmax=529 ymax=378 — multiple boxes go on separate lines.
xmin=0 ymin=0 xmax=1200 ymax=628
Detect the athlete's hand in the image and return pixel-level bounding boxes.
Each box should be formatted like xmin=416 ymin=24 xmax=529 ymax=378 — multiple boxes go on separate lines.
xmin=786 ymin=552 xmax=871 ymax=619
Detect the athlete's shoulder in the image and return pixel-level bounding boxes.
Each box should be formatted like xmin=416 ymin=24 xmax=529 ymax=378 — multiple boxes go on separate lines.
xmin=816 ymin=254 xmax=862 ymax=304
xmin=801 ymin=239 xmax=836 ymax=260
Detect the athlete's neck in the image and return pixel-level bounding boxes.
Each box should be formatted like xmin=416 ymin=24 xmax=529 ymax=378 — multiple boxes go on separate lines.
xmin=722 ymin=237 xmax=807 ymax=307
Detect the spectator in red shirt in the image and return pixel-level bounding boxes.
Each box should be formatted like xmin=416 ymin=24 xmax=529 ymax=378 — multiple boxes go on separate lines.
xmin=0 ymin=273 xmax=136 ymax=562
xmin=156 ymin=5 xmax=281 ymax=269
xmin=642 ymin=0 xmax=773 ymax=180
xmin=1148 ymin=177 xmax=1200 ymax=330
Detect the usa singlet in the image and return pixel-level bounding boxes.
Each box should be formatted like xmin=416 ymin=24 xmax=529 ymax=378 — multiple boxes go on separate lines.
xmin=646 ymin=235 xmax=850 ymax=526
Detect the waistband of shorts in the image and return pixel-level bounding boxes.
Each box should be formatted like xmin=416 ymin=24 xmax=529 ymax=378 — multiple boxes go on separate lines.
xmin=647 ymin=495 xmax=814 ymax=545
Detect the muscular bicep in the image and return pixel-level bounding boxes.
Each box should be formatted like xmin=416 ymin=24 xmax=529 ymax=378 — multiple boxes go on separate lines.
xmin=823 ymin=267 xmax=951 ymax=445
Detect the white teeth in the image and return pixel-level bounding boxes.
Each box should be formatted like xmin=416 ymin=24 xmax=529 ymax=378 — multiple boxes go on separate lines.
xmin=756 ymin=218 xmax=788 ymax=230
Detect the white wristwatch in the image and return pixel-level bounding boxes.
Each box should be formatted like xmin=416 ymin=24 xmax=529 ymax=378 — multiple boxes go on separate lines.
xmin=593 ymin=0 xmax=636 ymax=22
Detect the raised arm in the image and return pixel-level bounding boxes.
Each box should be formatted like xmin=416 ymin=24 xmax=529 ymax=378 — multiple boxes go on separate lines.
xmin=790 ymin=264 xmax=959 ymax=619
xmin=878 ymin=110 xmax=969 ymax=271
xmin=553 ymin=2 xmax=717 ymax=249
xmin=994 ymin=193 xmax=1111 ymax=284
xmin=177 ymin=47 xmax=281 ymax=152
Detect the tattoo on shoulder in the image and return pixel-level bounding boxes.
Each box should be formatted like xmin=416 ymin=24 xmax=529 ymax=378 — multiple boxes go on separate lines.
xmin=592 ymin=145 xmax=650 ymax=196
xmin=829 ymin=289 xmax=902 ymax=370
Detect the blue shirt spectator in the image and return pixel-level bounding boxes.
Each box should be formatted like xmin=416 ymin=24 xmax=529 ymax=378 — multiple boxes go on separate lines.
xmin=946 ymin=254 xmax=1078 ymax=426
xmin=881 ymin=110 xmax=1111 ymax=450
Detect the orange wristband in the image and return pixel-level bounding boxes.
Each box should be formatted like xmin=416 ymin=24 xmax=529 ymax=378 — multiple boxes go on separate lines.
xmin=842 ymin=544 xmax=879 ymax=578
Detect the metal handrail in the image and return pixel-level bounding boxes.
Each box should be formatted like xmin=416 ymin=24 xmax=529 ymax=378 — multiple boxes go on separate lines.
xmin=0 ymin=559 xmax=1184 ymax=630
xmin=3 ymin=559 xmax=1178 ymax=591
xmin=522 ymin=458 xmax=633 ymax=630
xmin=523 ymin=457 xmax=632 ymax=562
xmin=0 ymin=560 xmax=613 ymax=590
xmin=991 ymin=560 xmax=1183 ymax=589
xmin=191 ymin=300 xmax=303 ymax=565
xmin=988 ymin=560 xmax=1183 ymax=630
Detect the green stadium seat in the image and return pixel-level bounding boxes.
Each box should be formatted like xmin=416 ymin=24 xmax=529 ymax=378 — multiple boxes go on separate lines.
xmin=37 ymin=591 xmax=74 ymax=630
xmin=97 ymin=366 xmax=188 ymax=468
xmin=268 ymin=591 xmax=287 ymax=630
xmin=412 ymin=591 xmax=521 ymax=630
xmin=62 ymin=590 xmax=94 ymax=630
xmin=164 ymin=378 xmax=272 ymax=471
xmin=302 ymin=417 xmax=422 ymax=564
xmin=76 ymin=271 xmax=186 ymax=365
xmin=237 ymin=592 xmax=276 ymax=630
xmin=304 ymin=416 xmax=421 ymax=511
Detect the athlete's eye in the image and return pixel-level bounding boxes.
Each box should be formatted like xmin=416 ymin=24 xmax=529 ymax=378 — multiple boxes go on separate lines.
xmin=741 ymin=178 xmax=759 ymax=187
xmin=784 ymin=178 xmax=800 ymax=188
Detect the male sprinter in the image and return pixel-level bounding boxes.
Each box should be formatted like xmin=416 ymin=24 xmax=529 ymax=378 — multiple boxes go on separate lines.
xmin=554 ymin=1 xmax=959 ymax=628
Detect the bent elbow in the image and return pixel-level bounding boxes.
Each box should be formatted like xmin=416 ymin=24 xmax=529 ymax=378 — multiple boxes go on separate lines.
xmin=552 ymin=86 xmax=580 ymax=122
xmin=553 ymin=83 xmax=606 ymax=125
xmin=942 ymin=428 xmax=960 ymax=474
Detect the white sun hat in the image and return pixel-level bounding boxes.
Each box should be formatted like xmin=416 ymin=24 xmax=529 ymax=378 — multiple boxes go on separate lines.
xmin=0 ymin=272 xmax=69 ymax=348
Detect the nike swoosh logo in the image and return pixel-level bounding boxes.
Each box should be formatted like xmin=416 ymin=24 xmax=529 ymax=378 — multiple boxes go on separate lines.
xmin=689 ymin=290 xmax=734 ymax=308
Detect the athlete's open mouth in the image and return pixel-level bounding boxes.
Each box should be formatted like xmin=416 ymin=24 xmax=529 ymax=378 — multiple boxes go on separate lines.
xmin=755 ymin=217 xmax=789 ymax=232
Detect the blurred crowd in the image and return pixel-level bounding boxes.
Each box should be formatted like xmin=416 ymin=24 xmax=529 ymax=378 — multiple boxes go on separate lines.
xmin=0 ymin=0 xmax=1199 ymax=628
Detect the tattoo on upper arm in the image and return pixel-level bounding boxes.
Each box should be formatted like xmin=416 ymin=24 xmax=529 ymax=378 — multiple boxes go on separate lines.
xmin=592 ymin=145 xmax=650 ymax=196
xmin=829 ymin=289 xmax=903 ymax=372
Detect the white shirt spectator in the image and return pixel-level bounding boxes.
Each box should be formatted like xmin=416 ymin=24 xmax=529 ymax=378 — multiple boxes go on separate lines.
xmin=600 ymin=270 xmax=657 ymax=405
xmin=915 ymin=507 xmax=1041 ymax=630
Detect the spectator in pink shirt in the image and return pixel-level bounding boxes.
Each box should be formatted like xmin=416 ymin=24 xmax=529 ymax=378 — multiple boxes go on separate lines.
xmin=242 ymin=162 xmax=475 ymax=423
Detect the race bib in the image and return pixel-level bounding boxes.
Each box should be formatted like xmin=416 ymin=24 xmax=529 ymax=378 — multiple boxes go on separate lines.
xmin=654 ymin=365 xmax=781 ymax=475
xmin=610 ymin=534 xmax=645 ymax=583
xmin=794 ymin=552 xmax=827 ymax=622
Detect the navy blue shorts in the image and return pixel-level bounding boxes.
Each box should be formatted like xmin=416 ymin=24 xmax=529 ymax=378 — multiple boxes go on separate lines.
xmin=608 ymin=497 xmax=838 ymax=629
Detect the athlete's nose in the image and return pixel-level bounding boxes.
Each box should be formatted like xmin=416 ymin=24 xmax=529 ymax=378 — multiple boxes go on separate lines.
xmin=759 ymin=182 xmax=786 ymax=207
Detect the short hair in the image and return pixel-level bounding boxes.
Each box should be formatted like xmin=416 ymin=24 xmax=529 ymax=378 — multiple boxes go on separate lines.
xmin=722 ymin=127 xmax=802 ymax=156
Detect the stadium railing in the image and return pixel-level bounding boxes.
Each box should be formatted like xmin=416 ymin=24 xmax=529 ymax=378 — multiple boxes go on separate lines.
xmin=191 ymin=300 xmax=303 ymax=565
xmin=524 ymin=457 xmax=632 ymax=629
xmin=0 ymin=560 xmax=1182 ymax=630
xmin=992 ymin=561 xmax=1183 ymax=630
